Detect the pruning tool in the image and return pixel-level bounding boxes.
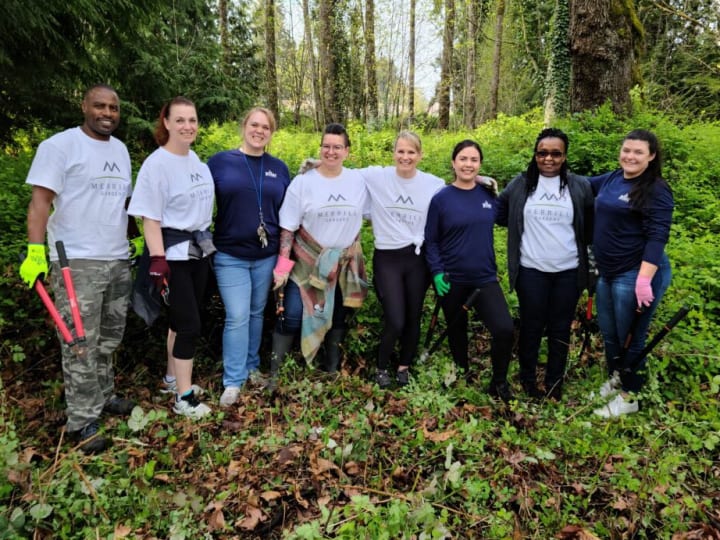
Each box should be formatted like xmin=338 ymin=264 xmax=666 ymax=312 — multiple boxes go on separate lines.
xmin=24 ymin=241 xmax=88 ymax=358
xmin=426 ymin=288 xmax=482 ymax=357
xmin=577 ymin=246 xmax=599 ymax=361
xmin=275 ymin=284 xmax=286 ymax=331
xmin=627 ymin=305 xmax=691 ymax=372
xmin=419 ymin=297 xmax=443 ymax=362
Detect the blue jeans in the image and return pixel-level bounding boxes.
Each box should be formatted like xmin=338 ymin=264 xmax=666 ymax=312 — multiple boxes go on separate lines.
xmin=214 ymin=251 xmax=276 ymax=387
xmin=595 ymin=253 xmax=671 ymax=392
xmin=516 ymin=266 xmax=580 ymax=388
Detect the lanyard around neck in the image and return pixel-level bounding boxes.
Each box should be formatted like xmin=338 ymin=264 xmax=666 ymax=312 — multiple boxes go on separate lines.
xmin=242 ymin=152 xmax=265 ymax=225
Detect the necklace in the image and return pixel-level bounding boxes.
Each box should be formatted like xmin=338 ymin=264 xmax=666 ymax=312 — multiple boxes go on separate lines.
xmin=242 ymin=151 xmax=268 ymax=248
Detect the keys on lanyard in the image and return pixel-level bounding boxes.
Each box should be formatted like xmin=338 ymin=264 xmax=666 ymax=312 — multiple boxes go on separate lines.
xmin=257 ymin=223 xmax=268 ymax=248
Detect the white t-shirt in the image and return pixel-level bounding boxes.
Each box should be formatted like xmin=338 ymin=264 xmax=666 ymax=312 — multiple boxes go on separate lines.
xmin=128 ymin=147 xmax=215 ymax=261
xmin=361 ymin=166 xmax=445 ymax=251
xmin=279 ymin=167 xmax=368 ymax=248
xmin=520 ymin=175 xmax=578 ymax=272
xmin=25 ymin=127 xmax=132 ymax=261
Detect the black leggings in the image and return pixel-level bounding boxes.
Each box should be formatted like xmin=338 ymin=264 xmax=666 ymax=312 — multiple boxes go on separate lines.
xmin=167 ymin=258 xmax=210 ymax=360
xmin=441 ymin=281 xmax=514 ymax=384
xmin=373 ymin=246 xmax=430 ymax=369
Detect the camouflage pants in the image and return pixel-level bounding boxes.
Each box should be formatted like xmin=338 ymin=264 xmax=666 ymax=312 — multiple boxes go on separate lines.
xmin=49 ymin=260 xmax=131 ymax=432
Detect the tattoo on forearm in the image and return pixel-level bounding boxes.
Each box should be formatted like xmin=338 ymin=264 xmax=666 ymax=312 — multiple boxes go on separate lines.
xmin=279 ymin=229 xmax=294 ymax=258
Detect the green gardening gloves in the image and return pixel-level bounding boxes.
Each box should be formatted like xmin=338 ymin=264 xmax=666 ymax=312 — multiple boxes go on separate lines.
xmin=433 ymin=273 xmax=450 ymax=297
xmin=128 ymin=236 xmax=145 ymax=259
xmin=19 ymin=243 xmax=48 ymax=288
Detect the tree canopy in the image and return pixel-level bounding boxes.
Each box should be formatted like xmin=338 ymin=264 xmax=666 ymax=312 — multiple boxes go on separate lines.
xmin=1 ymin=0 xmax=718 ymax=141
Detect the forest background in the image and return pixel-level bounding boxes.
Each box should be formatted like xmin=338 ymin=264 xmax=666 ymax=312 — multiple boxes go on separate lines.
xmin=1 ymin=0 xmax=719 ymax=538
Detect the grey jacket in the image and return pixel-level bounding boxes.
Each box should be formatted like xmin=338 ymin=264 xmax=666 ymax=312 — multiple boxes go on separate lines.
xmin=496 ymin=172 xmax=594 ymax=292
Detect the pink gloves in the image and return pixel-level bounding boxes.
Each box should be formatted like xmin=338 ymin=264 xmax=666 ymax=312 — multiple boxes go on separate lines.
xmin=273 ymin=255 xmax=295 ymax=290
xmin=635 ymin=275 xmax=654 ymax=307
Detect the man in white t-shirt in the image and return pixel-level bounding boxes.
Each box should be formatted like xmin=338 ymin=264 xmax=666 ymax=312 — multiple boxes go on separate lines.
xmin=19 ymin=84 xmax=136 ymax=453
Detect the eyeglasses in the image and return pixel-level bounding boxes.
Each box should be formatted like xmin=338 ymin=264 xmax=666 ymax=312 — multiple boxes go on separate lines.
xmin=321 ymin=144 xmax=346 ymax=152
xmin=535 ymin=150 xmax=565 ymax=159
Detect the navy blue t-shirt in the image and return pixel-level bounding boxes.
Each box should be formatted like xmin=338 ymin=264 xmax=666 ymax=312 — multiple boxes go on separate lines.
xmin=424 ymin=184 xmax=498 ymax=287
xmin=590 ymin=169 xmax=673 ymax=278
xmin=209 ymin=150 xmax=291 ymax=259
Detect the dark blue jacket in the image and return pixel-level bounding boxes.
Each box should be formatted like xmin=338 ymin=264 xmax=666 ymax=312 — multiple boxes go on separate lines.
xmin=209 ymin=150 xmax=290 ymax=260
xmin=590 ymin=169 xmax=673 ymax=278
xmin=424 ymin=184 xmax=498 ymax=287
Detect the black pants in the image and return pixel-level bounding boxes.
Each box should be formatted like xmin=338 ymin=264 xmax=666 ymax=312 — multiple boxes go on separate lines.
xmin=373 ymin=246 xmax=430 ymax=369
xmin=441 ymin=281 xmax=513 ymax=384
xmin=167 ymin=258 xmax=210 ymax=360
xmin=515 ymin=266 xmax=580 ymax=388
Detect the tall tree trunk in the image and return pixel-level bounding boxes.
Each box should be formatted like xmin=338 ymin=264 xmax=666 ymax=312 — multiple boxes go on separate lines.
xmin=365 ymin=0 xmax=378 ymax=123
xmin=570 ymin=0 xmax=640 ymax=113
xmin=265 ymin=0 xmax=279 ymax=124
xmin=463 ymin=0 xmax=478 ymax=128
xmin=218 ymin=0 xmax=229 ymax=67
xmin=543 ymin=0 xmax=571 ymax=124
xmin=438 ymin=0 xmax=455 ymax=129
xmin=302 ymin=0 xmax=321 ymax=128
xmin=488 ymin=0 xmax=505 ymax=120
xmin=407 ymin=0 xmax=416 ymax=123
xmin=319 ymin=0 xmax=347 ymax=123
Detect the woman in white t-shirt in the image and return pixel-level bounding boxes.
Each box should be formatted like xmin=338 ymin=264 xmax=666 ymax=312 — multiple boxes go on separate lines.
xmin=128 ymin=96 xmax=215 ymax=419
xmin=359 ymin=132 xmax=445 ymax=388
xmin=269 ymin=123 xmax=369 ymax=382
xmin=496 ymin=128 xmax=594 ymax=401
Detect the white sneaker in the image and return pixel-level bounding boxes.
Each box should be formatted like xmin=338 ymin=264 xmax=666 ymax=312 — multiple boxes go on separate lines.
xmin=160 ymin=378 xmax=204 ymax=396
xmin=219 ymin=386 xmax=241 ymax=407
xmin=173 ymin=391 xmax=212 ymax=419
xmin=593 ymin=394 xmax=639 ymax=418
xmin=590 ymin=371 xmax=621 ymax=400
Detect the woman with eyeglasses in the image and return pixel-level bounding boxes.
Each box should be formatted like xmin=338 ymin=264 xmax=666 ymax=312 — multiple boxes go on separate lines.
xmin=496 ymin=128 xmax=594 ymax=400
xmin=269 ymin=123 xmax=368 ymax=383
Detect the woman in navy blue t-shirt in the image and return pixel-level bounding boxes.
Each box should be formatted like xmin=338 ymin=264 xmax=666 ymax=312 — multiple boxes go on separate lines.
xmin=424 ymin=140 xmax=514 ymax=403
xmin=590 ymin=130 xmax=673 ymax=418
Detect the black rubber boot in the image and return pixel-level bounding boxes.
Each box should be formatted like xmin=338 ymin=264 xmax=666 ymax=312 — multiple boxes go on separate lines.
xmin=323 ymin=329 xmax=346 ymax=374
xmin=268 ymin=332 xmax=294 ymax=391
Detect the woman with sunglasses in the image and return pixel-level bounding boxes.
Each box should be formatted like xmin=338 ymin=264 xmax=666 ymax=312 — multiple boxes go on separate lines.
xmin=496 ymin=128 xmax=594 ymax=400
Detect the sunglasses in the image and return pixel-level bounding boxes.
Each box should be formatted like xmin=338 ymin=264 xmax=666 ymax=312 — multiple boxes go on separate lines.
xmin=535 ymin=150 xmax=565 ymax=159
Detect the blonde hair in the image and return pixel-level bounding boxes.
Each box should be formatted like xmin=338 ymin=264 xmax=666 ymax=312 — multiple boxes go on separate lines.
xmin=394 ymin=131 xmax=422 ymax=153
xmin=242 ymin=107 xmax=277 ymax=133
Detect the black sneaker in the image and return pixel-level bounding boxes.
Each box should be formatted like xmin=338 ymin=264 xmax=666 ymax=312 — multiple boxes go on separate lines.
xmin=396 ymin=369 xmax=410 ymax=387
xmin=103 ymin=396 xmax=135 ymax=416
xmin=72 ymin=421 xmax=110 ymax=454
xmin=521 ymin=381 xmax=543 ymax=400
xmin=375 ymin=369 xmax=392 ymax=389
xmin=487 ymin=381 xmax=514 ymax=404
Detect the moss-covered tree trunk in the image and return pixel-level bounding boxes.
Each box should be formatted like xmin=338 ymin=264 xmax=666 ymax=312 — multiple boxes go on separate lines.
xmin=570 ymin=0 xmax=643 ymax=113
xmin=438 ymin=0 xmax=455 ymax=129
xmin=407 ymin=0 xmax=416 ymax=122
xmin=265 ymin=0 xmax=279 ymax=125
xmin=543 ymin=0 xmax=570 ymax=125
xmin=488 ymin=0 xmax=506 ymax=121
xmin=365 ymin=0 xmax=378 ymax=123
